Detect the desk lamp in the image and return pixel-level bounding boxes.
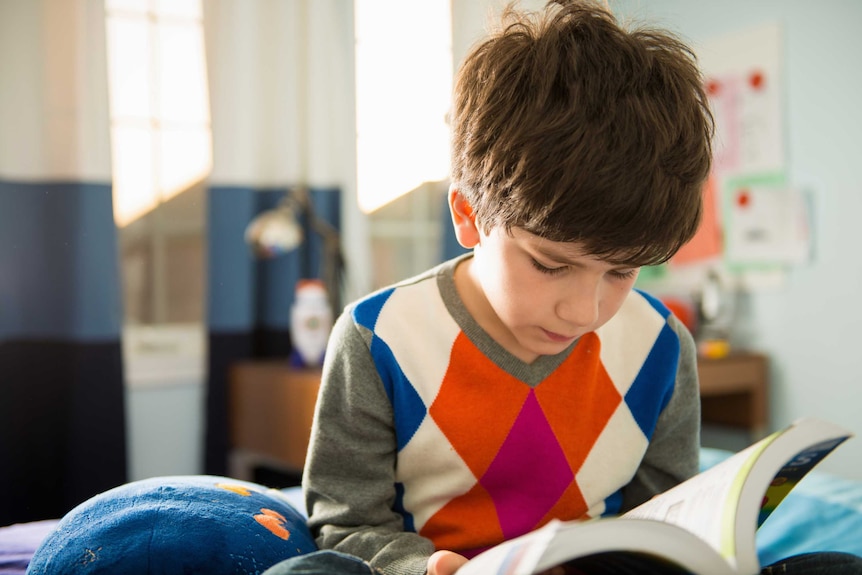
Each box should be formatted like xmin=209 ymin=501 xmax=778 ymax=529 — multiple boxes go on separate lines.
xmin=244 ymin=187 xmax=344 ymax=315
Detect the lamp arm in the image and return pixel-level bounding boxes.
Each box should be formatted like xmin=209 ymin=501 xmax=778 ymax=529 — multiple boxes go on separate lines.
xmin=293 ymin=187 xmax=345 ymax=313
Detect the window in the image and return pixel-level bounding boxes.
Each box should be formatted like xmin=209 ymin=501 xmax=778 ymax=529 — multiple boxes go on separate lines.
xmin=354 ymin=0 xmax=452 ymax=214
xmin=105 ymin=0 xmax=211 ymax=325
xmin=355 ymin=1 xmax=453 ymax=289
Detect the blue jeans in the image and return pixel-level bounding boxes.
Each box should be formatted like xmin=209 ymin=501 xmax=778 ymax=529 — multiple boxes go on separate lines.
xmin=561 ymin=552 xmax=862 ymax=574
xmin=262 ymin=550 xmax=862 ymax=575
xmin=761 ymin=552 xmax=862 ymax=575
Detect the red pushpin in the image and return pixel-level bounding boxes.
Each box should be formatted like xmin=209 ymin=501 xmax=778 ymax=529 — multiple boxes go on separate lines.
xmin=749 ymin=70 xmax=765 ymax=90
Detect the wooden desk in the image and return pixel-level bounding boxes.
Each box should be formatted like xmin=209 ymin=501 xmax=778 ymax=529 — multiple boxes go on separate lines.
xmin=697 ymin=352 xmax=769 ymax=439
xmin=229 ymin=361 xmax=321 ymax=480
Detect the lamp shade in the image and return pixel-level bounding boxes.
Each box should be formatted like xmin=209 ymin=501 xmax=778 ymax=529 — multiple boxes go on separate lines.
xmin=245 ymin=203 xmax=304 ymax=258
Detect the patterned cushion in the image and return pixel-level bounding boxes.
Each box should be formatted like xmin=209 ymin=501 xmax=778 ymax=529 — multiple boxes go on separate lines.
xmin=26 ymin=476 xmax=316 ymax=574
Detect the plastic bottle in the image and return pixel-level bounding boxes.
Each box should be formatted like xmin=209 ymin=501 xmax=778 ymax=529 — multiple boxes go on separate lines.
xmin=290 ymin=279 xmax=333 ymax=367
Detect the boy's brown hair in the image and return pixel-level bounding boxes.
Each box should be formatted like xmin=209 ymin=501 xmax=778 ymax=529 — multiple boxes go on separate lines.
xmin=450 ymin=0 xmax=714 ymax=266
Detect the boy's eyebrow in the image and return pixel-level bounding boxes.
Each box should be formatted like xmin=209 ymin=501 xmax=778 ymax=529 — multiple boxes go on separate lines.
xmin=532 ymin=244 xmax=590 ymax=266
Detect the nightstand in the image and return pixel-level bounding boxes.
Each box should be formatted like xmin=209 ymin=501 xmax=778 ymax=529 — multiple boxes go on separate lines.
xmin=697 ymin=352 xmax=769 ymax=440
xmin=228 ymin=360 xmax=321 ymax=481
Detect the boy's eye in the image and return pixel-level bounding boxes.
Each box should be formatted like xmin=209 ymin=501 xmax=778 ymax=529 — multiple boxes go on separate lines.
xmin=608 ymin=269 xmax=638 ymax=280
xmin=530 ymin=258 xmax=567 ymax=276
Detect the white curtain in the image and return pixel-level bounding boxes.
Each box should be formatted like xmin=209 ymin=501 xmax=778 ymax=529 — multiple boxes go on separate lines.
xmin=203 ymin=0 xmax=355 ymax=190
xmin=201 ymin=0 xmax=356 ymax=474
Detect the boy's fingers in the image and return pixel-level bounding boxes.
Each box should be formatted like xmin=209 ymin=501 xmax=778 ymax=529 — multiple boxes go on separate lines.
xmin=427 ymin=550 xmax=470 ymax=575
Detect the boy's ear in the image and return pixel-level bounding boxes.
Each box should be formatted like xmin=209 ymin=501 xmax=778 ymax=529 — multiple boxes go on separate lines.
xmin=448 ymin=187 xmax=480 ymax=249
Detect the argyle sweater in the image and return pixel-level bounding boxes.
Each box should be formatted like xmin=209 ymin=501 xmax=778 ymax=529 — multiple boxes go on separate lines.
xmin=303 ymin=255 xmax=700 ymax=575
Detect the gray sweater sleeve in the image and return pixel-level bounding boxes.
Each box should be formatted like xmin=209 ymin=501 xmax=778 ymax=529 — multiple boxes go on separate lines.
xmin=620 ymin=314 xmax=702 ymax=511
xmin=302 ymin=308 xmax=435 ymax=575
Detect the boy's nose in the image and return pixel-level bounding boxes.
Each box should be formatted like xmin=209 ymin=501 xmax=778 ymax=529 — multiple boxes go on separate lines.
xmin=555 ymin=283 xmax=600 ymax=328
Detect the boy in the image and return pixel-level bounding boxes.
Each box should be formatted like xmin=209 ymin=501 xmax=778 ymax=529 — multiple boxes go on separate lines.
xmin=265 ymin=1 xmax=859 ymax=574
xmin=296 ymin=1 xmax=709 ymax=574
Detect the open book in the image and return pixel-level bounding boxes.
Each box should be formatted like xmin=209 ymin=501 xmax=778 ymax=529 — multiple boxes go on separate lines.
xmin=459 ymin=417 xmax=853 ymax=575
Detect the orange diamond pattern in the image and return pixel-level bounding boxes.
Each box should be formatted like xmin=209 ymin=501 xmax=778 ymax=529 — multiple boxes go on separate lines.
xmin=422 ymin=332 xmax=623 ymax=551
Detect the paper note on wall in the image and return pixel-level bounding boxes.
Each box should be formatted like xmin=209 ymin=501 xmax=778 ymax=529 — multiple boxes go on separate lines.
xmin=699 ymin=21 xmax=785 ymax=178
xmin=707 ymin=69 xmax=783 ymax=176
xmin=723 ymin=176 xmax=811 ymax=267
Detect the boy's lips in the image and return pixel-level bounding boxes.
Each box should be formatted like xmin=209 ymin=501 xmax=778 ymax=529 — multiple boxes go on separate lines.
xmin=541 ymin=328 xmax=577 ymax=343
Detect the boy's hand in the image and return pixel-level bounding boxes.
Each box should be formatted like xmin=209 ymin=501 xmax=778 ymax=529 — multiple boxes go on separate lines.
xmin=427 ymin=550 xmax=469 ymax=575
xmin=427 ymin=550 xmax=569 ymax=575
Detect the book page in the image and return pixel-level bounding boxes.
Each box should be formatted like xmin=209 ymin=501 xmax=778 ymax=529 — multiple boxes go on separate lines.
xmin=459 ymin=518 xmax=736 ymax=575
xmin=624 ymin=417 xmax=852 ymax=574
xmin=623 ymin=438 xmax=773 ymax=568
xmin=730 ymin=425 xmax=851 ymax=573
xmin=458 ymin=521 xmax=560 ymax=575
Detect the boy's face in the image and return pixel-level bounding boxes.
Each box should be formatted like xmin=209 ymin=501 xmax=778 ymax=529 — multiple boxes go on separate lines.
xmin=460 ymin=224 xmax=640 ymax=364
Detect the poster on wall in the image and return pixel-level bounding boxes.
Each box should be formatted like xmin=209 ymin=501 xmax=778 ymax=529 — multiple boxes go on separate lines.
xmin=671 ymin=174 xmax=723 ymax=266
xmin=698 ymin=20 xmax=785 ymax=179
xmin=722 ymin=174 xmax=811 ymax=268
xmin=670 ymin=21 xmax=812 ymax=287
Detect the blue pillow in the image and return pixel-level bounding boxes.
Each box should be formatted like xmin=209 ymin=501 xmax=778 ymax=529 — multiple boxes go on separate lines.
xmin=26 ymin=475 xmax=317 ymax=575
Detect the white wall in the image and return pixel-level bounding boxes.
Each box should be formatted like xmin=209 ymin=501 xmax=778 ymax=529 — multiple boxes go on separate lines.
xmin=609 ymin=0 xmax=862 ymax=479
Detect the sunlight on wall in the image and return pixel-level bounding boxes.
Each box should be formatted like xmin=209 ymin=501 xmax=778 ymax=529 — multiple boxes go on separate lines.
xmin=355 ymin=0 xmax=452 ymax=214
xmin=105 ymin=0 xmax=211 ymax=227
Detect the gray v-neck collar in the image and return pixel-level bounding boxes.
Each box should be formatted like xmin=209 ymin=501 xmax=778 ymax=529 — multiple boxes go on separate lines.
xmin=435 ymin=255 xmax=578 ymax=388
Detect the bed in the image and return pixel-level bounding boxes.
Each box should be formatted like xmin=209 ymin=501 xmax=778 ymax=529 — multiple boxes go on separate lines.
xmin=3 ymin=449 xmax=861 ymax=574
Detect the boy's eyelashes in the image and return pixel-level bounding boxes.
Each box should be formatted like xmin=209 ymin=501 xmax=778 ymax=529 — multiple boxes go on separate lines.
xmin=529 ymin=257 xmax=638 ymax=280
xmin=608 ymin=268 xmax=638 ymax=280
xmin=530 ymin=258 xmax=567 ymax=276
